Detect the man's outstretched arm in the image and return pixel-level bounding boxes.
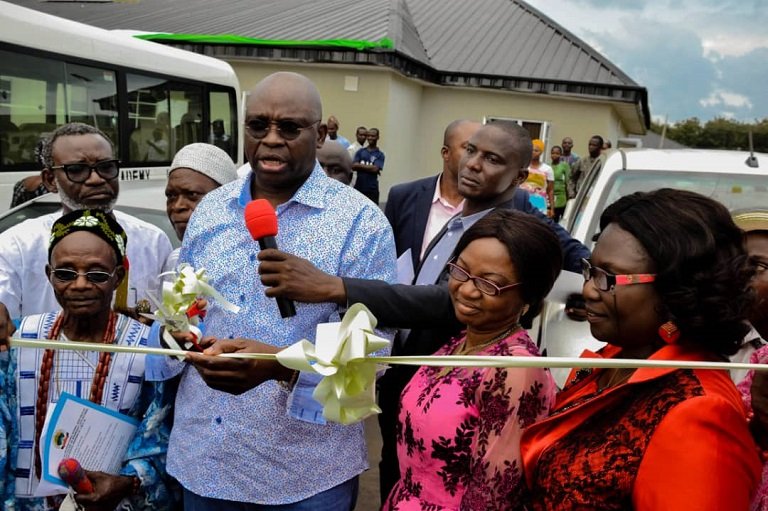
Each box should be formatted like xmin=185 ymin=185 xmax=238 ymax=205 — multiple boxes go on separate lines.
xmin=258 ymin=248 xmax=456 ymax=329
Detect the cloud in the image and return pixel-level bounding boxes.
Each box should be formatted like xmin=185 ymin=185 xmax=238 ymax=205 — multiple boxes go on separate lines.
xmin=715 ymin=47 xmax=768 ymax=119
xmin=700 ymin=91 xmax=753 ymax=109
xmin=586 ymin=19 xmax=718 ymax=121
xmin=568 ymin=0 xmax=643 ymax=10
xmin=702 ymin=34 xmax=768 ymax=58
xmin=527 ymin=0 xmax=768 ymax=121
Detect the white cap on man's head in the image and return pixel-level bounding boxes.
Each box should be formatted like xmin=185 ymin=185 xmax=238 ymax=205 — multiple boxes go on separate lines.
xmin=169 ymin=143 xmax=238 ymax=185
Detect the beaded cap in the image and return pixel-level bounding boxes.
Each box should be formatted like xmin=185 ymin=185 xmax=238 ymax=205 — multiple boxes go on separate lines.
xmin=48 ymin=209 xmax=127 ymax=264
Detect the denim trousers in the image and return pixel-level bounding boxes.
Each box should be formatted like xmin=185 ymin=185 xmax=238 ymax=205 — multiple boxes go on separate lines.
xmin=183 ymin=476 xmax=359 ymax=511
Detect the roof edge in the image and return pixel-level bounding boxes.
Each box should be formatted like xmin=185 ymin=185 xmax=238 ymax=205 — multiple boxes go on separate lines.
xmin=135 ymin=33 xmax=394 ymax=51
xmin=161 ymin=40 xmax=650 ymax=129
xmin=513 ymin=0 xmax=640 ymax=87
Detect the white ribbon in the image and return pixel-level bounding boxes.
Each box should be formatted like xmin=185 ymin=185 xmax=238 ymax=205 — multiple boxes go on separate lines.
xmin=12 ymin=300 xmax=768 ymax=426
xmin=277 ymin=304 xmax=390 ymax=425
xmin=142 ymin=263 xmax=240 ymax=357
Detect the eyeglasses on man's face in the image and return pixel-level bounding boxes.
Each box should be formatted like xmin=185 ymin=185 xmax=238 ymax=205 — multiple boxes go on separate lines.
xmin=447 ymin=262 xmax=521 ymax=296
xmin=581 ymin=258 xmax=656 ymax=292
xmin=50 ymin=267 xmax=118 ymax=284
xmin=49 ymin=159 xmax=120 ymax=184
xmin=244 ymin=119 xmax=320 ymax=141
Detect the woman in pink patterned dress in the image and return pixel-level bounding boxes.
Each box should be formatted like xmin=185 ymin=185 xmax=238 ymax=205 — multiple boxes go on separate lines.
xmin=383 ymin=209 xmax=561 ymax=511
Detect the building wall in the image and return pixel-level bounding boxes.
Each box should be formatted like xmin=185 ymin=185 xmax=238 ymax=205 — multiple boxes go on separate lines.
xmin=379 ymin=73 xmax=423 ymax=190
xmin=418 ymin=87 xmax=622 ymax=170
xmin=229 ymin=60 xmax=391 ymax=134
xmin=224 ymin=59 xmax=629 ymax=199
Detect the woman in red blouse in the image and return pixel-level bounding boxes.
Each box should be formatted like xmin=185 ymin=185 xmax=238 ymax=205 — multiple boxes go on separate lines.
xmin=521 ymin=188 xmax=762 ymax=510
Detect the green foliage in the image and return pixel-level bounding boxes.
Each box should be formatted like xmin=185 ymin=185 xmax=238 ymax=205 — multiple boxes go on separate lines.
xmin=651 ymin=117 xmax=768 ymax=152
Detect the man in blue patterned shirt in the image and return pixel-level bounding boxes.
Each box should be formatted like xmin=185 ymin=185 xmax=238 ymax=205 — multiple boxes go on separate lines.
xmin=157 ymin=72 xmax=396 ymax=510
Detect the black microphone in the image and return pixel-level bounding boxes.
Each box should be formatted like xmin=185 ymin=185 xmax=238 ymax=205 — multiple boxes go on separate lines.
xmin=244 ymin=199 xmax=296 ymax=318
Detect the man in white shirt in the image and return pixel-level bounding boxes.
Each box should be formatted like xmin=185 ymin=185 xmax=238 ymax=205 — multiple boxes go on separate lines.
xmin=346 ymin=126 xmax=367 ymax=159
xmin=0 ymin=122 xmax=172 ymax=332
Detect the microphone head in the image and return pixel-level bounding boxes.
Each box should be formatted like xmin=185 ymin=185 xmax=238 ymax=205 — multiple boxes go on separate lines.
xmin=244 ymin=199 xmax=278 ymax=240
xmin=58 ymin=458 xmax=94 ymax=494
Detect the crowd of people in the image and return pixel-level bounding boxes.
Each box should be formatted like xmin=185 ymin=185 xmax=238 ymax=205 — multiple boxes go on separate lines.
xmin=0 ymin=70 xmax=766 ymax=511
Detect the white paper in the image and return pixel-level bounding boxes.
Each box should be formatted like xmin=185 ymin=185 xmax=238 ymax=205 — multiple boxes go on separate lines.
xmin=35 ymin=393 xmax=139 ymax=497
xmin=396 ymin=249 xmax=415 ymax=285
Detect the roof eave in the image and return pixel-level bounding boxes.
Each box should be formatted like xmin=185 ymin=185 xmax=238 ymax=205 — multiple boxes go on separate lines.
xmin=165 ymin=41 xmax=649 ymax=130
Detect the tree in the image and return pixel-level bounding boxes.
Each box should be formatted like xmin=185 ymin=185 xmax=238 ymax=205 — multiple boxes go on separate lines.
xmin=651 ymin=117 xmax=768 ymax=152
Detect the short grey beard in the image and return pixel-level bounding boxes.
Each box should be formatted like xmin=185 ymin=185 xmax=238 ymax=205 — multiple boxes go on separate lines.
xmin=55 ymin=176 xmax=117 ymax=212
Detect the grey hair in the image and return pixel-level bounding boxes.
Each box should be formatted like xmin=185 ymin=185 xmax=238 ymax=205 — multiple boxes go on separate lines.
xmin=41 ymin=122 xmax=113 ymax=168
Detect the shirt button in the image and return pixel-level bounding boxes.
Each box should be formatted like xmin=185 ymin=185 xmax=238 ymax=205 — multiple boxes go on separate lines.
xmin=433 ymin=255 xmax=438 ymax=260
xmin=250 ymin=253 xmax=256 ymax=262
xmin=215 ymin=416 xmax=222 ymax=424
xmin=239 ymin=294 xmax=245 ymax=302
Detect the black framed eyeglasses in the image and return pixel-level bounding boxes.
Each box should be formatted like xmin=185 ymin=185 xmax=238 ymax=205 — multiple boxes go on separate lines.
xmin=244 ymin=119 xmax=320 ymax=141
xmin=446 ymin=262 xmax=521 ymax=296
xmin=50 ymin=268 xmax=118 ymax=284
xmin=49 ymin=159 xmax=120 ymax=183
xmin=581 ymin=258 xmax=656 ymax=292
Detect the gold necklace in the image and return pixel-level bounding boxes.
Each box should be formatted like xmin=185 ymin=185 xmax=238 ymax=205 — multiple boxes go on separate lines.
xmin=453 ymin=324 xmax=521 ymax=356
xmin=436 ymin=325 xmax=520 ymax=379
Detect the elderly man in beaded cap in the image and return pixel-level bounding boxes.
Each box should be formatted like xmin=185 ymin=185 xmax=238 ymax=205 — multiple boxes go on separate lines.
xmin=0 ymin=209 xmax=178 ymax=510
xmin=0 ymin=122 xmax=172 ymax=341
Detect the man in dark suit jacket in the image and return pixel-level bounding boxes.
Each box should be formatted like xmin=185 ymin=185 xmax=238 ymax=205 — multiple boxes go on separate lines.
xmin=257 ymin=120 xmax=591 ymax=501
xmin=385 ymin=120 xmax=479 ymax=269
xmin=385 ymin=175 xmax=437 ymax=268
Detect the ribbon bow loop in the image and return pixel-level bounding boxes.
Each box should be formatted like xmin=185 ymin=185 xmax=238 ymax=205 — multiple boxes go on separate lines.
xmin=276 ymin=304 xmax=390 ymax=425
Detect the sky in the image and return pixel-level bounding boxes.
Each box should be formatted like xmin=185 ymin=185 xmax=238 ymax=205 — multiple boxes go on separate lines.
xmin=526 ymin=0 xmax=768 ymax=124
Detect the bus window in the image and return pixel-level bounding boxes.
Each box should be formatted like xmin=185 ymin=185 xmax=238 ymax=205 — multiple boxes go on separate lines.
xmin=1 ymin=49 xmax=64 ymax=167
xmin=170 ymin=85 xmax=203 ymax=155
xmin=209 ymin=90 xmax=236 ymax=161
xmin=63 ymin=63 xmax=118 ymax=153
xmin=0 ymin=49 xmax=118 ymax=168
xmin=126 ymin=73 xmax=171 ymax=163
xmin=126 ymin=75 xmax=203 ymax=163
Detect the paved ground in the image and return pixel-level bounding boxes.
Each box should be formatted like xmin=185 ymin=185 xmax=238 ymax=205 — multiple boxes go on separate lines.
xmin=355 ymin=416 xmax=383 ymax=511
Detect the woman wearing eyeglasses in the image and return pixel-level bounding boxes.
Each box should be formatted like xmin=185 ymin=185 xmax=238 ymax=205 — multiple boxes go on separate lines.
xmin=0 ymin=209 xmax=177 ymax=510
xmin=521 ymin=189 xmax=762 ymax=510
xmin=383 ymin=209 xmax=561 ymax=511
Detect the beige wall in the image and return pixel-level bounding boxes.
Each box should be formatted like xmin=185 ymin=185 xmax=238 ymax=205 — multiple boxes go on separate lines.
xmin=405 ymin=86 xmax=625 ymax=183
xmin=379 ymin=73 xmax=423 ymax=192
xmin=229 ymin=60 xmax=391 ymax=137
xmin=224 ymin=59 xmax=634 ymax=200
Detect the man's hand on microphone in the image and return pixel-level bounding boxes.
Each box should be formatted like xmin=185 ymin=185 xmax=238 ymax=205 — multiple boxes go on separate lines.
xmin=258 ymin=248 xmax=347 ymax=304
xmin=185 ymin=337 xmax=294 ymax=395
xmin=74 ymin=471 xmax=135 ymax=511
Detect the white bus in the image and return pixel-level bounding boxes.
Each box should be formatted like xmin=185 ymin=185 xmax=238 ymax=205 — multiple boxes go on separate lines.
xmin=0 ymin=1 xmax=242 ymax=211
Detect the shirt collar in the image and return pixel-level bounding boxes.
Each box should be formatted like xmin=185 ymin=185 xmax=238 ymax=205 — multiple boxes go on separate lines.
xmin=459 ymin=207 xmax=492 ymax=230
xmin=236 ymin=160 xmax=329 ymax=212
xmin=432 ymin=174 xmax=465 ymax=210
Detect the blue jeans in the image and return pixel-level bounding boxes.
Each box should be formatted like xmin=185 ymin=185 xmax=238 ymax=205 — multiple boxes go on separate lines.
xmin=183 ymin=476 xmax=359 ymax=511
